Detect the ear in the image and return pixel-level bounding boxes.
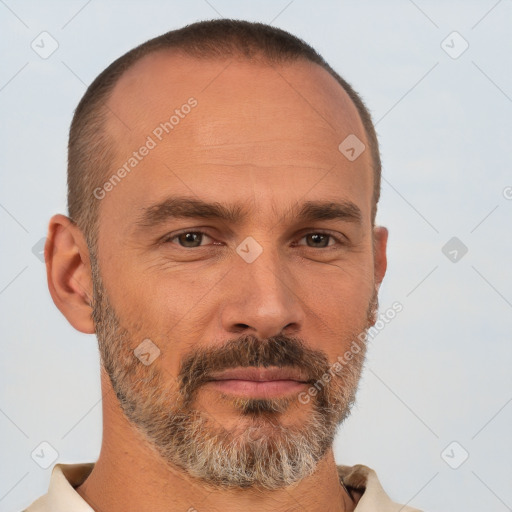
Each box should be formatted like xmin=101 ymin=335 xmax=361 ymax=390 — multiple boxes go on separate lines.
xmin=373 ymin=226 xmax=388 ymax=291
xmin=45 ymin=214 xmax=95 ymax=334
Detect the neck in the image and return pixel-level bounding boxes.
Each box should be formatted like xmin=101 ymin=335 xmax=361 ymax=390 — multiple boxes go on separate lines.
xmin=77 ymin=370 xmax=354 ymax=512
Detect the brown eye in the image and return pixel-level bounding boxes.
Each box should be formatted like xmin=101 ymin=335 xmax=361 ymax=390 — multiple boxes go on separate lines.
xmin=175 ymin=232 xmax=206 ymax=247
xmin=298 ymin=233 xmax=338 ymax=248
xmin=306 ymin=233 xmax=330 ymax=247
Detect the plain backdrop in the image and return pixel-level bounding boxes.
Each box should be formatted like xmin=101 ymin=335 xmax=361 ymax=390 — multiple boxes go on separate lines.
xmin=1 ymin=1 xmax=511 ymax=511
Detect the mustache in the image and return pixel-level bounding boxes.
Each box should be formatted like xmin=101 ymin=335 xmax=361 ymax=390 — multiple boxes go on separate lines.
xmin=178 ymin=334 xmax=330 ymax=402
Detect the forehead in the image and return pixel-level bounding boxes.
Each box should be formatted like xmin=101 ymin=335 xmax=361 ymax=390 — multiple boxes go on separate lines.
xmin=107 ymin=51 xmax=366 ymax=145
xmin=99 ymin=51 xmax=373 ymax=230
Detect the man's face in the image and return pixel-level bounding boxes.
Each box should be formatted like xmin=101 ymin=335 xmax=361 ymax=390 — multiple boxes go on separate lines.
xmin=91 ymin=53 xmax=384 ymax=488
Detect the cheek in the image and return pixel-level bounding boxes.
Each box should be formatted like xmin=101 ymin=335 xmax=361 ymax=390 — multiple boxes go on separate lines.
xmin=100 ymin=245 xmax=219 ymax=323
xmin=99 ymin=259 xmax=229 ymax=373
xmin=294 ymin=257 xmax=375 ymax=354
xmin=297 ymin=255 xmax=375 ymax=309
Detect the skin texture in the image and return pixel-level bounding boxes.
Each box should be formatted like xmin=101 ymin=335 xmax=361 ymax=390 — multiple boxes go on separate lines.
xmin=45 ymin=53 xmax=388 ymax=512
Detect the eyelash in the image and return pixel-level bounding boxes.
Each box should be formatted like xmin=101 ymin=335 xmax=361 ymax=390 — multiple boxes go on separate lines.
xmin=162 ymin=230 xmax=346 ymax=249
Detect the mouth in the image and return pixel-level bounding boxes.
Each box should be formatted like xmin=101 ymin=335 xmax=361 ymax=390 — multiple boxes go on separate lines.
xmin=205 ymin=367 xmax=311 ymax=398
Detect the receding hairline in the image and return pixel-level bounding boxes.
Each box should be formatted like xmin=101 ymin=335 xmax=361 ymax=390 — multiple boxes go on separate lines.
xmin=67 ymin=19 xmax=381 ymax=250
xmin=105 ymin=49 xmax=367 ymax=144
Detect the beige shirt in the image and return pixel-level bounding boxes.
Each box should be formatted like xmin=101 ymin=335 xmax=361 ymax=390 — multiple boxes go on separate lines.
xmin=24 ymin=463 xmax=422 ymax=511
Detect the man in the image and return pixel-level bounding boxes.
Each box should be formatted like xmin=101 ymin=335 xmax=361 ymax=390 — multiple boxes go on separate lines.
xmin=26 ymin=19 xmax=421 ymax=512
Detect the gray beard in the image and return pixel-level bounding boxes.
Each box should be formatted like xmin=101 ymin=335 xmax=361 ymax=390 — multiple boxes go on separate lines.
xmin=90 ymin=255 xmax=374 ymax=490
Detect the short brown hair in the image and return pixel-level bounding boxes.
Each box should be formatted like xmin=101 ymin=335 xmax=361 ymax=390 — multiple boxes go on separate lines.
xmin=67 ymin=19 xmax=381 ymax=249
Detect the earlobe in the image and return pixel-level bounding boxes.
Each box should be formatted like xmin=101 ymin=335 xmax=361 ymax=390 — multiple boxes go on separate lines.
xmin=373 ymin=226 xmax=388 ymax=290
xmin=45 ymin=214 xmax=95 ymax=334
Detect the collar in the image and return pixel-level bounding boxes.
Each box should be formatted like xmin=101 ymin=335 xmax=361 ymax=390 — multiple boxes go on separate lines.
xmin=26 ymin=463 xmax=421 ymax=511
xmin=337 ymin=464 xmax=421 ymax=511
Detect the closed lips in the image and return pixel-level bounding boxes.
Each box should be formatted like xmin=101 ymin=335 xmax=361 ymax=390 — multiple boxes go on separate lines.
xmin=208 ymin=367 xmax=310 ymax=383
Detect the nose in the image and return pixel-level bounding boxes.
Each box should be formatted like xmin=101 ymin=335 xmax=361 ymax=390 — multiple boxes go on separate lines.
xmin=219 ymin=246 xmax=305 ymax=340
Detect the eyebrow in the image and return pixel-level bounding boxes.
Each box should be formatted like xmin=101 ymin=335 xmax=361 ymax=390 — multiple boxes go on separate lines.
xmin=135 ymin=196 xmax=362 ymax=230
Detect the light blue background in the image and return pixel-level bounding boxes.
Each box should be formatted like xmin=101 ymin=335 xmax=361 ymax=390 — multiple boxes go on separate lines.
xmin=1 ymin=1 xmax=511 ymax=511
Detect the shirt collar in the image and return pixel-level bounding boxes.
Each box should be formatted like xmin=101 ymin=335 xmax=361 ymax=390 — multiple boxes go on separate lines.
xmin=338 ymin=464 xmax=421 ymax=511
xmin=30 ymin=462 xmax=420 ymax=512
xmin=32 ymin=463 xmax=95 ymax=512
